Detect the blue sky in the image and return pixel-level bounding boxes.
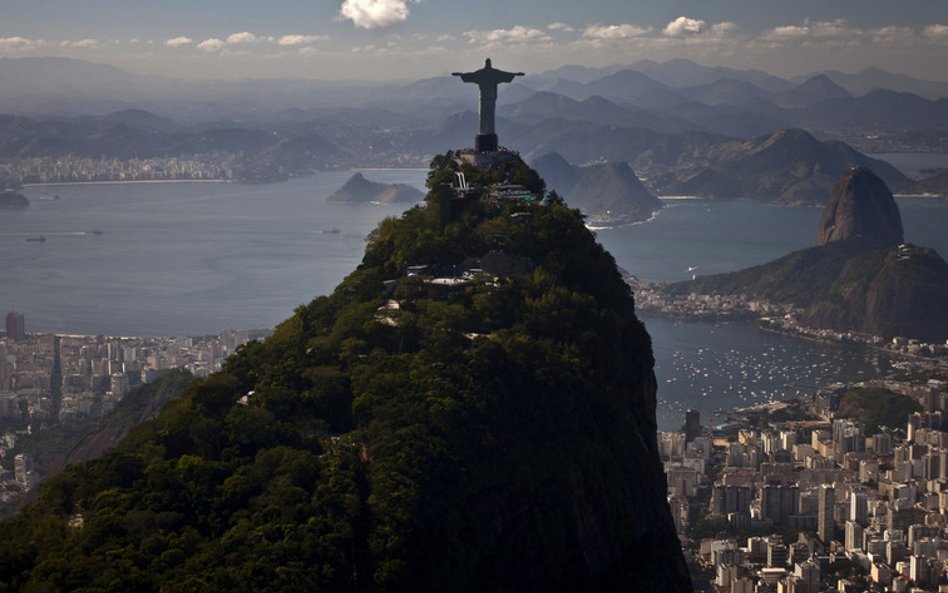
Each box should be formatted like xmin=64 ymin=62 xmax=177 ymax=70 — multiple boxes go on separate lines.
xmin=1 ymin=0 xmax=947 ymax=80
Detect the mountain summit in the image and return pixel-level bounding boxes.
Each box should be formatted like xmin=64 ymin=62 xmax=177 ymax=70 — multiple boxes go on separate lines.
xmin=817 ymin=167 xmax=904 ymax=246
xmin=0 ymin=152 xmax=692 ymax=592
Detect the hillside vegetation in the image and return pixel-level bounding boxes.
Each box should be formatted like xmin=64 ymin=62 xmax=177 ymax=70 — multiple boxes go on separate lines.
xmin=0 ymin=155 xmax=690 ymax=593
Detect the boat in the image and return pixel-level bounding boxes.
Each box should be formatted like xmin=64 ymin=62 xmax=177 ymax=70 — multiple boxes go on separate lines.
xmin=91 ymin=229 xmax=104 ymax=235
xmin=322 ymin=228 xmax=340 ymax=235
xmin=26 ymin=235 xmax=46 ymax=242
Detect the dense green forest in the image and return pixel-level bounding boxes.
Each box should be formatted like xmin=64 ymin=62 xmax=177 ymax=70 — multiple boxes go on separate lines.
xmin=0 ymin=155 xmax=690 ymax=593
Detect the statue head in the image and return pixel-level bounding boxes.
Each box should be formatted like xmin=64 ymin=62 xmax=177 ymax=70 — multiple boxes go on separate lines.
xmin=485 ymin=58 xmax=492 ymax=68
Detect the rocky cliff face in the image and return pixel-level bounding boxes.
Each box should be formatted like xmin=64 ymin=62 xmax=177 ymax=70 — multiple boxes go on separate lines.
xmin=817 ymin=167 xmax=904 ymax=246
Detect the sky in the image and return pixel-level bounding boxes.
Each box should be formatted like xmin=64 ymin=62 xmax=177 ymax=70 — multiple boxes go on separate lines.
xmin=1 ymin=0 xmax=947 ymax=81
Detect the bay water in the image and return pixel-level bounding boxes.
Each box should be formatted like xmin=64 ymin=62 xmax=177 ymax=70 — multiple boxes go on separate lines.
xmin=5 ymin=171 xmax=947 ymax=430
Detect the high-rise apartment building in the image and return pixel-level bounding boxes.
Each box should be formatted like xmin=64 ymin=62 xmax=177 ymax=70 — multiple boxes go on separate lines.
xmin=4 ymin=311 xmax=25 ymax=341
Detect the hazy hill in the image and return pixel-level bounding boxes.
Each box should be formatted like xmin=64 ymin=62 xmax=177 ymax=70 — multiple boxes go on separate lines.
xmin=499 ymin=92 xmax=703 ymax=134
xmin=775 ymin=74 xmax=852 ymax=108
xmin=914 ymin=169 xmax=948 ymax=196
xmin=653 ymin=129 xmax=911 ymax=203
xmin=567 ymin=162 xmax=664 ymax=225
xmin=326 ymin=172 xmax=423 ymax=203
xmin=99 ymin=109 xmax=183 ymax=133
xmin=677 ymin=78 xmax=773 ymax=106
xmin=529 ymin=151 xmax=582 ymax=195
xmin=529 ymin=154 xmax=663 ymax=223
xmin=581 ymin=69 xmax=667 ymax=102
xmin=796 ymin=90 xmax=948 ymax=131
xmin=0 ymin=156 xmax=692 ymax=592
xmin=626 ymin=58 xmax=794 ymax=93
xmin=805 ymin=67 xmax=948 ymax=100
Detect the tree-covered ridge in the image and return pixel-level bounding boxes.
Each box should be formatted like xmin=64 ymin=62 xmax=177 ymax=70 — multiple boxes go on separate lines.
xmin=0 ymin=154 xmax=691 ymax=593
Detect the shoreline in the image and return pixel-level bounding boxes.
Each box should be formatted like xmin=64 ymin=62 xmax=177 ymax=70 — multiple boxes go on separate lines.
xmin=23 ymin=179 xmax=229 ymax=188
xmin=640 ymin=306 xmax=943 ymax=365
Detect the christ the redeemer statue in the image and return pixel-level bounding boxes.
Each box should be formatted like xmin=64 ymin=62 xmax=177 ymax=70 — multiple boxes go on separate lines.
xmin=453 ymin=58 xmax=524 ymax=152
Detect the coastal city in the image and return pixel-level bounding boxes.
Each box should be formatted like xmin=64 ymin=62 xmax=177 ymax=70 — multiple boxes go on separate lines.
xmin=663 ymin=344 xmax=948 ymax=592
xmin=0 ymin=310 xmax=260 ymax=506
xmin=0 ymin=155 xmax=235 ymax=186
xmin=635 ymin=284 xmax=948 ymax=360
xmin=4 ymin=287 xmax=948 ymax=592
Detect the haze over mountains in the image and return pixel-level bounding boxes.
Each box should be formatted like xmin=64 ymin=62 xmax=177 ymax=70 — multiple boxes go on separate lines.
xmin=1 ymin=56 xmax=946 ymax=201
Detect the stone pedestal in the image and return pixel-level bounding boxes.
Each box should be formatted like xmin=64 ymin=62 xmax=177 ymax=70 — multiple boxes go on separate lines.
xmin=475 ymin=134 xmax=498 ymax=152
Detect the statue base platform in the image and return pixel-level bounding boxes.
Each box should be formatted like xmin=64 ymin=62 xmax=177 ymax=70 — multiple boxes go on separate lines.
xmin=475 ymin=134 xmax=498 ymax=152
xmin=453 ymin=147 xmax=520 ymax=170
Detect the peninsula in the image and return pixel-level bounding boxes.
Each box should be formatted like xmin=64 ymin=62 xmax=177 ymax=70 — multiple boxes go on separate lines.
xmin=649 ymin=168 xmax=948 ymax=343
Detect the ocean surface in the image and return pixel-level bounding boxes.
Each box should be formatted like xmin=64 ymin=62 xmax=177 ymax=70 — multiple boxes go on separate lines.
xmin=6 ymin=171 xmax=948 ymax=430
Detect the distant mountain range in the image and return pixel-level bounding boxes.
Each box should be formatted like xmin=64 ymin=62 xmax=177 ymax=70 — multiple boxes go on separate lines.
xmin=530 ymin=154 xmax=662 ymax=225
xmin=0 ymin=56 xmax=945 ymax=195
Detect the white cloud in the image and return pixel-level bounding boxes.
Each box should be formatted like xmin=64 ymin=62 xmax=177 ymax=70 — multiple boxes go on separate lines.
xmin=297 ymin=46 xmax=320 ymax=56
xmin=435 ymin=34 xmax=453 ymax=43
xmin=547 ymin=22 xmax=574 ymax=33
xmin=0 ymin=36 xmax=37 ymax=50
xmin=664 ymin=16 xmax=706 ymax=37
xmin=227 ymin=31 xmax=258 ymax=45
xmin=60 ymin=38 xmax=99 ymax=49
xmin=870 ymin=26 xmax=914 ymax=46
xmin=810 ymin=19 xmax=861 ymax=38
xmin=197 ymin=38 xmax=226 ymax=52
xmin=464 ymin=25 xmax=551 ymax=46
xmin=583 ymin=23 xmax=649 ymax=40
xmin=923 ymin=24 xmax=948 ymax=39
xmin=164 ymin=36 xmax=193 ymax=48
xmin=278 ymin=34 xmax=326 ymax=46
xmin=766 ymin=25 xmax=809 ymax=40
xmin=760 ymin=19 xmax=862 ymax=43
xmin=710 ymin=22 xmax=739 ymax=36
xmin=339 ymin=0 xmax=411 ymax=30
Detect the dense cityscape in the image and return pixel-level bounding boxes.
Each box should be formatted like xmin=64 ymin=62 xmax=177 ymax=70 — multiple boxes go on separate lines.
xmin=0 ymin=156 xmax=235 ymax=185
xmin=0 ymin=310 xmax=258 ymax=505
xmin=663 ymin=350 xmax=948 ymax=592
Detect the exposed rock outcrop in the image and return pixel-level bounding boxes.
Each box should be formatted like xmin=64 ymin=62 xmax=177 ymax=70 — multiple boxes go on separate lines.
xmin=817 ymin=167 xmax=903 ymax=246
